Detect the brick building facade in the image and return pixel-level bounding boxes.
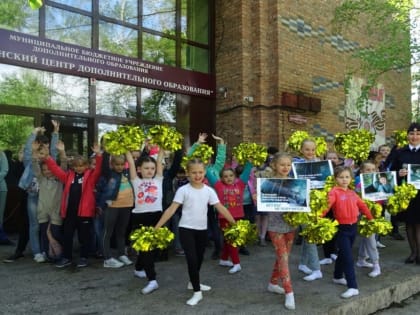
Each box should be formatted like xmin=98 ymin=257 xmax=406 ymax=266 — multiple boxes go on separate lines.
xmin=214 ymin=0 xmax=411 ymax=153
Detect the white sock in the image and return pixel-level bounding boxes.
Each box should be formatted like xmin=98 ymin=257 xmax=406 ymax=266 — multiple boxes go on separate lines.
xmin=186 ymin=291 xmax=203 ymax=306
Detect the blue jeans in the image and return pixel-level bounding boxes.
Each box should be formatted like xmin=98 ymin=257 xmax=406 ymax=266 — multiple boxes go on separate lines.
xmin=27 ymin=193 xmax=40 ymax=255
xmin=300 ymin=239 xmax=320 ymax=271
xmin=334 ymin=224 xmax=358 ymax=289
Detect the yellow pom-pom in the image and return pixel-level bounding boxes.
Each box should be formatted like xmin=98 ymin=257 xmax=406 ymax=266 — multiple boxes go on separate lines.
xmin=300 ymin=218 xmax=339 ymax=244
xmin=387 ymin=183 xmax=417 ymax=215
xmin=130 ymin=226 xmax=174 ymax=252
xmin=232 ymin=142 xmax=268 ymax=167
xmin=147 ymin=125 xmax=183 ymax=152
xmin=393 ymin=130 xmax=408 ymax=148
xmin=286 ymin=131 xmax=310 ymax=153
xmin=182 ymin=144 xmax=214 ymax=168
xmin=358 ymin=217 xmax=392 ymax=237
xmin=334 ymin=129 xmax=375 ymax=163
xmin=223 ymin=220 xmax=258 ymax=247
xmin=103 ymin=125 xmax=145 ymax=155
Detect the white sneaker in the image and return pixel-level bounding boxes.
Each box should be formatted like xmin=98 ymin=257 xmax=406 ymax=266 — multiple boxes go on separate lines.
xmin=103 ymin=257 xmax=124 ymax=268
xmin=187 ymin=282 xmax=211 ymax=291
xmin=285 ymin=292 xmax=295 ymax=310
xmin=332 ymin=278 xmax=347 ymax=286
xmin=186 ymin=291 xmax=203 ymax=306
xmin=267 ymin=283 xmax=285 ymax=294
xmin=141 ymin=280 xmax=159 ymax=294
xmin=376 ymin=241 xmax=386 ymax=248
xmin=356 ymin=260 xmax=373 ymax=268
xmin=34 ymin=253 xmax=46 ymax=263
xmin=341 ymin=288 xmax=359 ymax=299
xmin=229 ymin=264 xmax=242 ymax=274
xmin=331 ymin=254 xmax=338 ymax=261
xmin=134 ymin=269 xmax=147 ymax=278
xmin=303 ymin=270 xmax=322 ymax=281
xmin=298 ymin=264 xmax=312 ymax=275
xmin=368 ymin=265 xmax=381 ymax=278
xmin=219 ymin=259 xmax=233 ymax=267
xmin=319 ymin=258 xmax=333 ymax=265
xmin=118 ymin=255 xmax=133 ymax=266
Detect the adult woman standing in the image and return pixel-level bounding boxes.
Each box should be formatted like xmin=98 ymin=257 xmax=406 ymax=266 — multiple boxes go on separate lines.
xmin=389 ymin=122 xmax=420 ymax=263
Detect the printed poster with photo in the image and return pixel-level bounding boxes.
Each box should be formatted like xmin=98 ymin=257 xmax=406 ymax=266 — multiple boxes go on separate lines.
xmin=407 ymin=164 xmax=420 ymax=189
xmin=256 ymin=178 xmax=310 ymax=212
xmin=292 ymin=160 xmax=334 ymax=189
xmin=360 ymin=171 xmax=397 ymax=201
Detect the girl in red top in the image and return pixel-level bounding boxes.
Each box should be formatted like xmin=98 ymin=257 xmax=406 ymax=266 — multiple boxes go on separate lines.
xmin=322 ymin=166 xmax=373 ymax=299
xmin=207 ymin=161 xmax=252 ymax=274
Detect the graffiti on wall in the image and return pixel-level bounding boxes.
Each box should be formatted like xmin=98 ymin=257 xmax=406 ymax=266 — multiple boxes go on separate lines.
xmin=345 ymin=77 xmax=385 ymax=150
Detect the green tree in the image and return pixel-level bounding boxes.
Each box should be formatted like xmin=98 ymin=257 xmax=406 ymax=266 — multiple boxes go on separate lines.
xmin=333 ymin=0 xmax=414 ymax=110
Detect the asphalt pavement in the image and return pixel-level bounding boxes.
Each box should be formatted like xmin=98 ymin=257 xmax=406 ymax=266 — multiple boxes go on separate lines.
xmin=1 ymin=230 xmax=420 ymax=315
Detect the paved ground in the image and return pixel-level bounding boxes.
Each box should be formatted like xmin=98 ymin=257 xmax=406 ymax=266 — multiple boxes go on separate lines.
xmin=1 ymin=231 xmax=420 ymax=315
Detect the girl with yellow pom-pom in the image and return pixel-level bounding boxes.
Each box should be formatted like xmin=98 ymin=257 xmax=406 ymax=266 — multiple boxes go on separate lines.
xmin=154 ymin=158 xmax=235 ymax=306
xmin=263 ymin=152 xmax=298 ymax=310
xmin=126 ymin=146 xmax=165 ymax=295
xmin=321 ymin=166 xmax=373 ymax=299
xmin=354 ymin=161 xmax=382 ymax=278
xmin=293 ymin=139 xmax=323 ymax=282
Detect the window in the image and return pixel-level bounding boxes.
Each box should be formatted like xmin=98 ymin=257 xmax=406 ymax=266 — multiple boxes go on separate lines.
xmin=45 ymin=7 xmax=91 ymax=47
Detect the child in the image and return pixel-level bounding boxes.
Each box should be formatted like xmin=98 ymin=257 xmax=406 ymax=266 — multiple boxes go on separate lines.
xmin=207 ymin=161 xmax=253 ymax=274
xmin=31 ymin=141 xmax=63 ymax=262
xmin=355 ymin=161 xmax=381 ymax=278
xmin=126 ymin=148 xmax=164 ymax=295
xmin=155 ymin=158 xmax=235 ymax=306
xmin=378 ymin=144 xmax=391 ymax=172
xmin=265 ymin=152 xmax=297 ymax=310
xmin=319 ymin=152 xmax=341 ymax=265
xmin=188 ymin=133 xmax=226 ymax=259
xmin=96 ymin=154 xmax=134 ymax=269
xmin=322 ymin=166 xmax=373 ymax=299
xmin=43 ymin=143 xmax=103 ymax=268
xmin=293 ymin=139 xmax=322 ymax=281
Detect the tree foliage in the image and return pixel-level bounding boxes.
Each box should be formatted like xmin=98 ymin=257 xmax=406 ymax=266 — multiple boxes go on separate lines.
xmin=332 ymin=0 xmax=415 ymax=117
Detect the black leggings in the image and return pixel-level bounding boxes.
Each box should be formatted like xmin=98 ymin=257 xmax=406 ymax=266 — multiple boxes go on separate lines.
xmin=179 ymin=227 xmax=208 ymax=292
xmin=132 ymin=212 xmax=162 ymax=281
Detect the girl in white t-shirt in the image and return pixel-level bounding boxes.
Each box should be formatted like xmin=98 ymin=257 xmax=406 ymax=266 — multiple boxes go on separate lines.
xmin=126 ymin=149 xmax=164 ymax=295
xmin=155 ymin=158 xmax=235 ymax=306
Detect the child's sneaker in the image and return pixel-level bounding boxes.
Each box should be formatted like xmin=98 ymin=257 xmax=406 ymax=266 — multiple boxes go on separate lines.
xmin=356 ymin=260 xmax=373 ymax=268
xmin=118 ymin=255 xmax=133 ymax=266
xmin=77 ymin=257 xmax=88 ymax=268
xmin=285 ymin=292 xmax=295 ymax=310
xmin=228 ymin=264 xmax=242 ymax=274
xmin=55 ymin=258 xmax=72 ymax=268
xmin=303 ymin=270 xmax=322 ymax=281
xmin=219 ymin=259 xmax=233 ymax=267
xmin=267 ymin=283 xmax=285 ymax=294
xmin=368 ymin=264 xmax=381 ymax=278
xmin=298 ymin=264 xmax=312 ymax=275
xmin=104 ymin=257 xmax=124 ymax=268
xmin=319 ymin=258 xmax=333 ymax=265
xmin=187 ymin=282 xmax=211 ymax=291
xmin=186 ymin=291 xmax=203 ymax=306
xmin=341 ymin=288 xmax=359 ymax=299
xmin=332 ymin=278 xmax=347 ymax=286
xmin=134 ymin=269 xmax=147 ymax=278
xmin=141 ymin=280 xmax=159 ymax=294
xmin=34 ymin=253 xmax=46 ymax=263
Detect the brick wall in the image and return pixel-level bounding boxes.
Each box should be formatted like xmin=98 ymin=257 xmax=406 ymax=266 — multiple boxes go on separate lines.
xmin=215 ymin=0 xmax=411 ymax=153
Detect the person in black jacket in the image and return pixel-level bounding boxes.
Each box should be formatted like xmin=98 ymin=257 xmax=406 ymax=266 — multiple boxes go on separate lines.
xmin=389 ymin=123 xmax=420 ymax=263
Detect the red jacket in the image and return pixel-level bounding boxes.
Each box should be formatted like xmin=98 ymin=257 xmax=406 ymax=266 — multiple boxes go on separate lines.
xmin=214 ymin=179 xmax=246 ymax=219
xmin=44 ymin=155 xmax=103 ymax=218
xmin=322 ymin=186 xmax=373 ymax=224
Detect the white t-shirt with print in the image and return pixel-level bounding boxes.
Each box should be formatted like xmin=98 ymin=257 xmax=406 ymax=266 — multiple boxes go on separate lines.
xmin=174 ymin=183 xmax=220 ymax=230
xmin=131 ymin=176 xmax=163 ymax=213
